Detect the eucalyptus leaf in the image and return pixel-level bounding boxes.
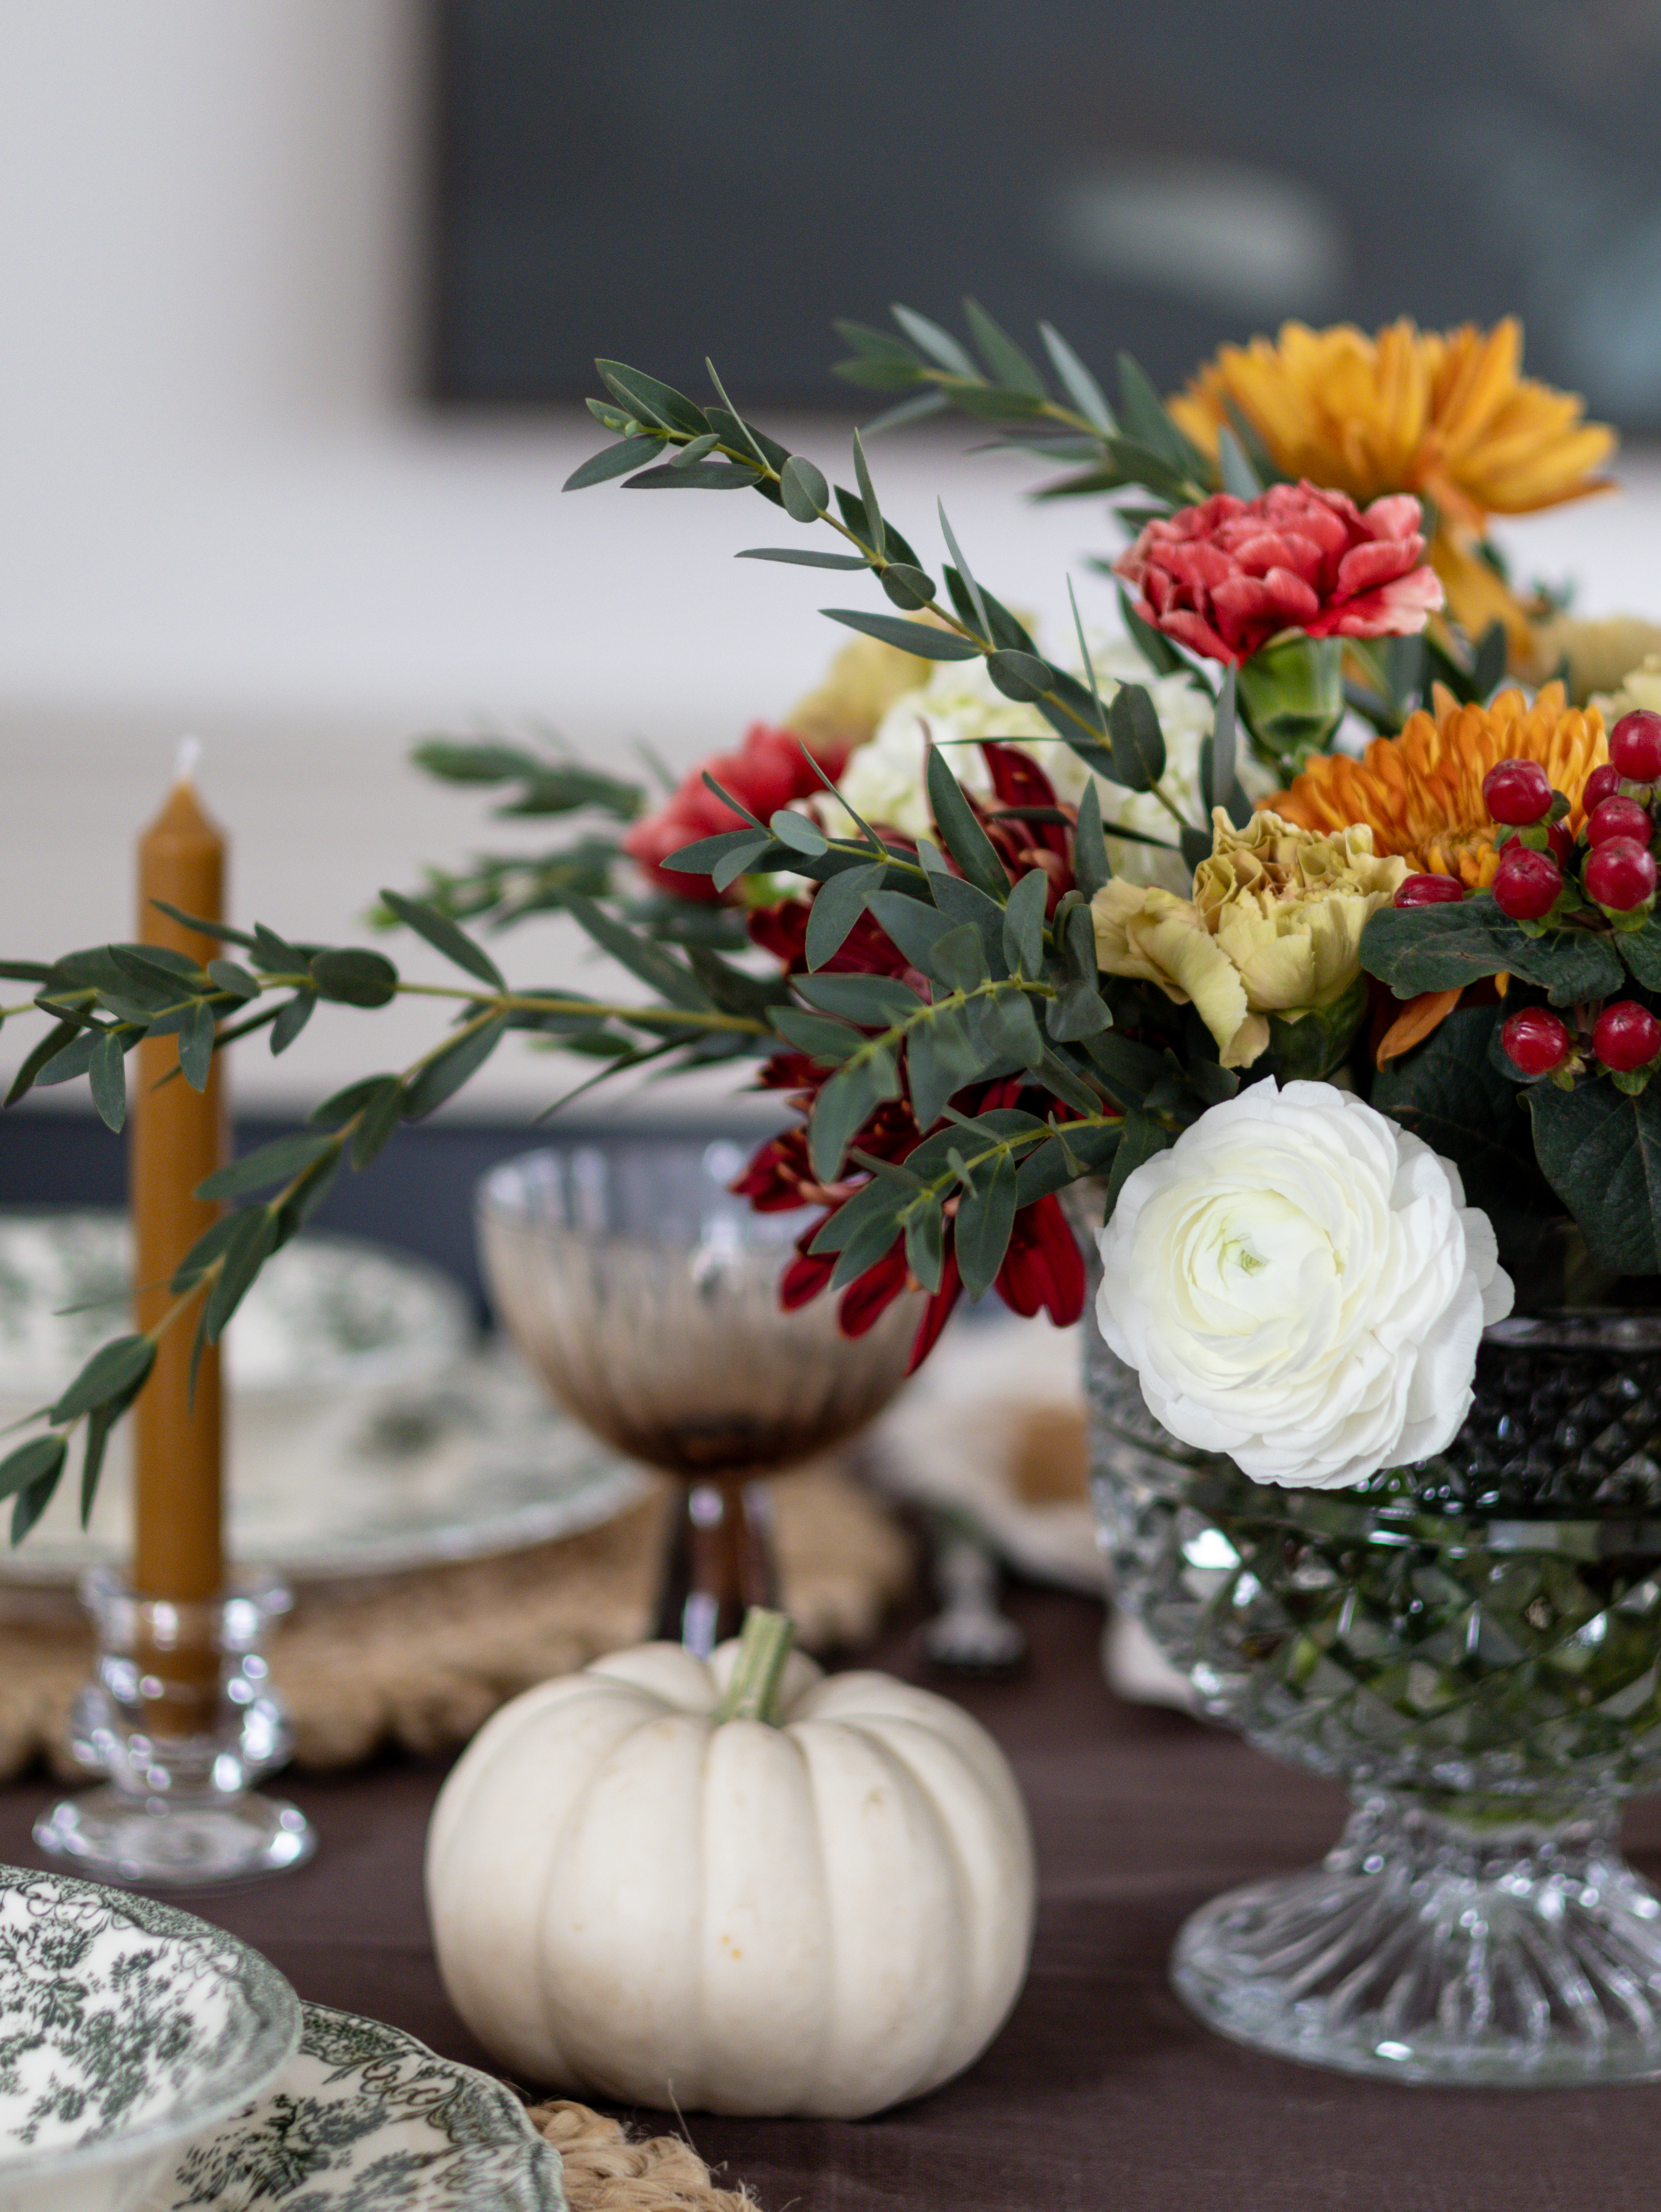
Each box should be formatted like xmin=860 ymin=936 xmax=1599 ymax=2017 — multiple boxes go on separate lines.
xmin=378 ymin=889 xmax=506 ymax=990
xmin=34 ymin=1028 xmax=101 ymax=1089
xmin=178 ymin=1000 xmax=216 ymax=1093
xmin=670 ymin=433 xmax=721 ymax=467
xmin=768 ymin=810 xmax=828 ymax=857
xmin=624 ymin=461 xmax=760 ymax=491
xmin=0 ymin=1435 xmax=66 ymax=1508
xmin=269 ymin=990 xmax=315 ymax=1055
xmin=1107 ymin=684 xmax=1167 ymax=792
xmin=1001 ymin=869 xmax=1048 ymax=977
xmin=594 ymin=360 xmax=709 ymax=437
xmin=403 ymin=1013 xmax=510 ymax=1121
xmin=808 ymin=1044 xmax=902 ymax=1181
xmin=49 ymin=1335 xmax=155 ymax=1425
xmin=821 ymin=609 xmax=979 ymax=661
xmin=1073 ymin=783 xmax=1112 ymax=901
xmin=309 ymin=1073 xmax=401 ymax=1131
xmin=851 ymin=428 xmax=885 ymax=560
xmin=170 ymin=1213 xmax=248 ymax=1292
xmin=925 ymin=748 xmax=1011 ymax=900
xmin=935 ymin=501 xmax=990 ymax=640
xmin=207 ymin=958 xmax=260 ymax=1001
xmin=955 ymin=1152 xmax=1018 ymax=1299
xmin=1116 ymin=353 xmax=1205 ymax=475
xmin=737 ymin=547 xmax=870 ymax=570
xmin=771 ymin=1007 xmax=862 ymax=1062
xmin=925 ymin=922 xmax=990 ymax=996
xmin=352 ymin=1078 xmax=408 ymax=1169
xmin=902 ymin=1192 xmax=945 ymax=1294
xmin=795 ymin=972 xmax=925 ymax=1025
xmin=1215 ymin=425 xmax=1261 ymax=498
xmin=891 ymin=304 xmax=977 ymax=376
xmin=197 ymin=1131 xmax=336 ymax=1202
xmin=986 ymin=649 xmax=1053 ymax=703
xmin=562 ymin=894 xmax=713 ymax=1012
xmin=780 ymin=454 xmax=830 ymax=522
xmin=1039 ymin=321 xmax=1115 ymax=434
xmin=562 ymin=435 xmax=663 ymax=492
xmin=963 ymin=299 xmax=1047 ymax=399
xmin=87 ymin=1032 xmax=126 ymax=1132
xmin=310 ymin=948 xmax=399 ymax=1008
xmin=805 ymin=861 xmax=886 ymax=970
xmin=880 ymin=562 xmax=936 ymax=611
xmin=906 ymin=998 xmax=988 ymax=1127
xmin=203 ymin=1208 xmax=279 ymax=1343
xmin=1107 ymin=1108 xmax=1176 ymax=1211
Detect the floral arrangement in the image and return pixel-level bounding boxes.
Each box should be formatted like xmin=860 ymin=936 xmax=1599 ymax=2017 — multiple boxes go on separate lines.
xmin=2 ymin=303 xmax=1655 ymax=1530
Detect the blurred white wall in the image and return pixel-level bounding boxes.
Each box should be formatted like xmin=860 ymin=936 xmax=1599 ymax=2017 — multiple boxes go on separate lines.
xmin=2 ymin=0 xmax=1660 ymax=1111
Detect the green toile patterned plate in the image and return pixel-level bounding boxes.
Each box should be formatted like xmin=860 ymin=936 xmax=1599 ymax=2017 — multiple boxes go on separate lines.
xmin=141 ymin=2003 xmax=565 ymax=2212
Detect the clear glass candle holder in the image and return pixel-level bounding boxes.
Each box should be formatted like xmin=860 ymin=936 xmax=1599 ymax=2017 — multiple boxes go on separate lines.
xmin=34 ymin=1566 xmax=315 ymax=1886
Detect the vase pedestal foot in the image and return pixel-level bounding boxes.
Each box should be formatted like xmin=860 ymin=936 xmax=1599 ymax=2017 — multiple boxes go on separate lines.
xmin=1173 ymin=1792 xmax=1661 ymax=2087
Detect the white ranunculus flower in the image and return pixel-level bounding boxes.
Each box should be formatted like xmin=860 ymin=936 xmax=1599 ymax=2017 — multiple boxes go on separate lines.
xmin=1096 ymin=1080 xmax=1514 ymax=1491
xmin=825 ymin=636 xmax=1273 ymax=891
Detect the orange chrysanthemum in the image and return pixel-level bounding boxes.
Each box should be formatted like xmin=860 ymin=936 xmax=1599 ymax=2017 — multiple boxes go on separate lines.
xmin=1169 ymin=320 xmax=1615 ymax=651
xmin=1271 ymin=682 xmax=1607 ymax=1062
xmin=1270 ymin=682 xmax=1606 ymax=889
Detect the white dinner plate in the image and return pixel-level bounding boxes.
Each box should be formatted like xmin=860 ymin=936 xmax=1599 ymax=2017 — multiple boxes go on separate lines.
xmin=143 ymin=2001 xmax=565 ymax=2212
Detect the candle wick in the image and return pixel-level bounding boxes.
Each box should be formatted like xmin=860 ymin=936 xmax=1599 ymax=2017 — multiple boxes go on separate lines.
xmin=174 ymin=735 xmax=203 ymax=789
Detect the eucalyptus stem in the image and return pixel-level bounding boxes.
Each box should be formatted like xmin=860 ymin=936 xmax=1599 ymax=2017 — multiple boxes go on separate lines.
xmin=713 ymin=1607 xmax=797 ymax=1726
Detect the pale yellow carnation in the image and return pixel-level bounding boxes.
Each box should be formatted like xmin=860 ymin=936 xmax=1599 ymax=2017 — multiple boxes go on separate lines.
xmin=1523 ymin=618 xmax=1661 ymax=705
xmin=1590 ymin=651 xmax=1661 ymax=728
xmin=1091 ymin=810 xmax=1408 ymax=1068
xmin=784 ymin=634 xmax=937 ymax=756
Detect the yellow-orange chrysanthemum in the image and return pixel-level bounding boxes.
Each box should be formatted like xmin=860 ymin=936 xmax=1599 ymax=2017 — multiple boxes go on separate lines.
xmin=1269 ymin=682 xmax=1606 ymax=889
xmin=1169 ymin=320 xmax=1615 ymax=650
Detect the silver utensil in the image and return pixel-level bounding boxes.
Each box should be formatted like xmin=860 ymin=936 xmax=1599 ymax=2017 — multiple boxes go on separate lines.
xmin=918 ymin=1522 xmax=1026 ymax=1674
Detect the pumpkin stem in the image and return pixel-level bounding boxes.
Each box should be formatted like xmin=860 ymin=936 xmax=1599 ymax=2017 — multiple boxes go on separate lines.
xmin=713 ymin=1607 xmax=796 ymax=1727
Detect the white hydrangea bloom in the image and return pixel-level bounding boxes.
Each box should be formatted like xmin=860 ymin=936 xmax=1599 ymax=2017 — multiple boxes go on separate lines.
xmin=824 ymin=635 xmax=1273 ymax=893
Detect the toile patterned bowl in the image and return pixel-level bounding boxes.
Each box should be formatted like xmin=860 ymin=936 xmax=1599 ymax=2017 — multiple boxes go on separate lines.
xmin=0 ymin=1863 xmax=300 ymax=2212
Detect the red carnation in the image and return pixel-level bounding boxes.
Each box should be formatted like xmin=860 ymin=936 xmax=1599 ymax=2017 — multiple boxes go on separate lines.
xmin=1114 ymin=481 xmax=1443 ymax=666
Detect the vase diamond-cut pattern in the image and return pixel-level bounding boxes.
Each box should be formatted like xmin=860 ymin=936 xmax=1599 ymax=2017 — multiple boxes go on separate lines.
xmin=1089 ymin=1310 xmax=1661 ymax=2085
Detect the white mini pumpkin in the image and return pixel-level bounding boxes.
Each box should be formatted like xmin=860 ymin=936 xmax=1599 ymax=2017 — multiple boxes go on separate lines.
xmin=425 ymin=1611 xmax=1035 ymax=2117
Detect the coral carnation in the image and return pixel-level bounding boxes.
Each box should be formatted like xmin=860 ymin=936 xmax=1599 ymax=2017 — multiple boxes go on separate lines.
xmin=1169 ymin=318 xmax=1615 ymax=650
xmin=1114 ymin=482 xmax=1442 ymax=667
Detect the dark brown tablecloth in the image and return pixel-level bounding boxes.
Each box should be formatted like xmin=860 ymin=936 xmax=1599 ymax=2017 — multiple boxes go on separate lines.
xmin=4 ymin=1587 xmax=1661 ymax=2212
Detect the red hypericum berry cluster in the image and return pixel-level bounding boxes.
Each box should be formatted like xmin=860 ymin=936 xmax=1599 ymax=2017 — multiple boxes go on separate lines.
xmin=1588 ymin=794 xmax=1654 ymax=847
xmin=1584 ymin=838 xmax=1658 ymax=912
xmin=1491 ymin=842 xmax=1564 ymax=921
xmin=1481 ymin=758 xmax=1554 ymax=826
xmin=1583 ymin=762 xmax=1626 ymax=813
xmin=1393 ymin=873 xmax=1464 ymax=907
xmin=1611 ymin=711 xmax=1661 ymax=783
xmin=1593 ymin=1000 xmax=1661 ymax=1073
xmin=1501 ymin=1008 xmax=1571 ymax=1077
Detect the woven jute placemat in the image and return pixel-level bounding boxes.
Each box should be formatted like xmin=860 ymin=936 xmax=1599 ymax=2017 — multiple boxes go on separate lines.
xmin=0 ymin=1464 xmax=913 ymax=1778
xmin=532 ymin=2102 xmax=759 ymax=2211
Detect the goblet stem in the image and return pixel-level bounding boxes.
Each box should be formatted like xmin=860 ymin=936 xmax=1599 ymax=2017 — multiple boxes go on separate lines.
xmin=656 ymin=1474 xmax=778 ymax=1658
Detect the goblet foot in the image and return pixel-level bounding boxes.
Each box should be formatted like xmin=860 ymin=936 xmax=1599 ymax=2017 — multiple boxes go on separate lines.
xmin=35 ymin=1786 xmax=315 ymax=1886
xmin=656 ymin=1476 xmax=777 ymax=1657
xmin=1173 ymin=1792 xmax=1661 ymax=2086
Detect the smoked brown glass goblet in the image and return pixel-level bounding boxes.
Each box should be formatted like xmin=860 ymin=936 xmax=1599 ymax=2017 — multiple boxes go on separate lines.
xmin=476 ymin=1138 xmax=920 ymax=1655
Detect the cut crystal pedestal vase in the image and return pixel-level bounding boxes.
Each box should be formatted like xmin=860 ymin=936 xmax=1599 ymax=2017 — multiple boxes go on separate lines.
xmin=1088 ymin=1306 xmax=1661 ymax=2087
xmin=477 ymin=1137 xmax=920 ymax=1657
